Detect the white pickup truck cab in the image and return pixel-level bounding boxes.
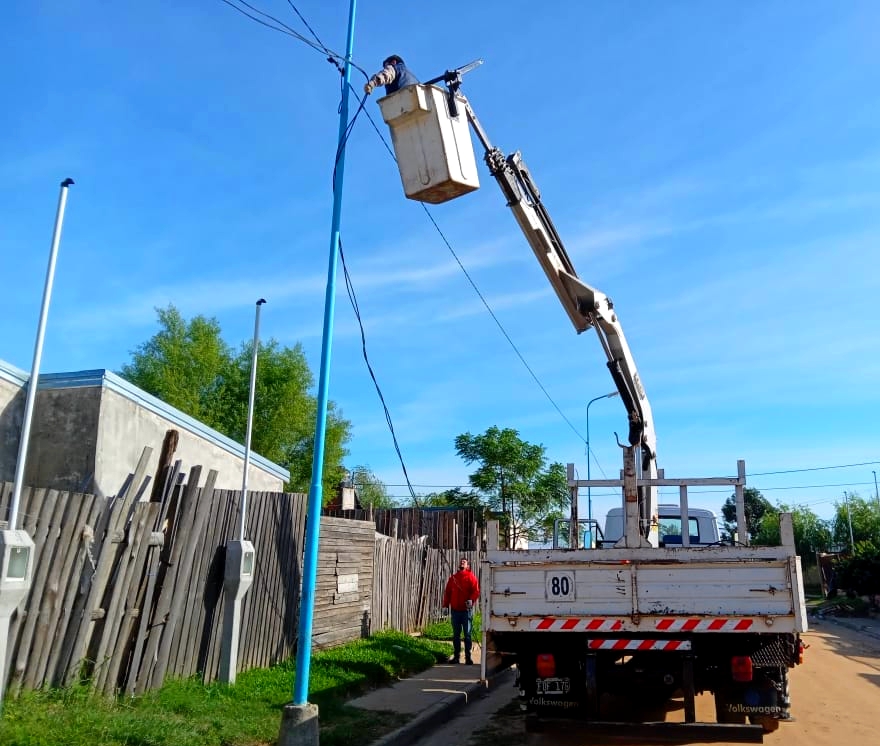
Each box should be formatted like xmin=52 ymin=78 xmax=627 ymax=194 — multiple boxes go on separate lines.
xmin=602 ymin=504 xmax=720 ymax=548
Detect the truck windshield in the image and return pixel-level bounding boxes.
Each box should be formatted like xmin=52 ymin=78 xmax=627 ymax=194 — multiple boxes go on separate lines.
xmin=659 ymin=517 xmax=700 ymax=544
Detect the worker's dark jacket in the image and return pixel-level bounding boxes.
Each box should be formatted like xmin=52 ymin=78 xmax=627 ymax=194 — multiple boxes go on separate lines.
xmin=384 ymin=61 xmax=418 ymax=94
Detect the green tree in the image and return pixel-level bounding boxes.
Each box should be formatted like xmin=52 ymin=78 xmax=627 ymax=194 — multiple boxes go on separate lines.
xmin=832 ymin=493 xmax=880 ymax=549
xmin=720 ymin=487 xmax=774 ymax=541
xmin=120 ymin=305 xmax=351 ymax=498
xmin=454 ymin=426 xmax=569 ymax=547
xmin=752 ymin=503 xmax=833 ymax=563
xmin=349 ymin=465 xmax=394 ymax=510
xmin=120 ymin=306 xmax=232 ymax=424
xmin=419 ymin=487 xmax=483 ymax=510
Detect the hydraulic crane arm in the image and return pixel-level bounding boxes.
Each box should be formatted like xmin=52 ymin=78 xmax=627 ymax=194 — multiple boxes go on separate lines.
xmin=459 ymin=95 xmax=657 ymax=472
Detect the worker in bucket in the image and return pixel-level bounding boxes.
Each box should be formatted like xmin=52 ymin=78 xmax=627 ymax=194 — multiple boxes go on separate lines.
xmin=363 ymin=54 xmax=419 ymax=96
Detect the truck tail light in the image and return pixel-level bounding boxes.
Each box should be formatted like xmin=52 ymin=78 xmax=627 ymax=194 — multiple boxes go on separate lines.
xmin=797 ymin=641 xmax=805 ymax=665
xmin=731 ymin=655 xmax=753 ymax=682
xmin=536 ymin=653 xmax=556 ymax=678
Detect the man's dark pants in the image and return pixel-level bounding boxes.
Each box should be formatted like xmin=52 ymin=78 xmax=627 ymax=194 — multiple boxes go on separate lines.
xmin=451 ymin=609 xmax=473 ymax=662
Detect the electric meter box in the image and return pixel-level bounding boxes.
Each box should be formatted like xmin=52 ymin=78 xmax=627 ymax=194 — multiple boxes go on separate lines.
xmin=1 ymin=529 xmax=34 ymax=610
xmin=378 ymin=84 xmax=480 ymax=204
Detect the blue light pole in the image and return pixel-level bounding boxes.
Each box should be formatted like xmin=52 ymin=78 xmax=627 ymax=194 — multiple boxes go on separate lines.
xmin=292 ymin=0 xmax=357 ymax=708
xmin=586 ymin=391 xmax=619 ymax=534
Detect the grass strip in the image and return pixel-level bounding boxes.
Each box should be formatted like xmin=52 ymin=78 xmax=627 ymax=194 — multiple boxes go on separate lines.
xmin=1 ymin=630 xmax=452 ymax=746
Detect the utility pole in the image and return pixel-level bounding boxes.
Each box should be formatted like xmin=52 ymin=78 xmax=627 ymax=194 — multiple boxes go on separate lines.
xmin=279 ymin=3 xmax=357 ymax=745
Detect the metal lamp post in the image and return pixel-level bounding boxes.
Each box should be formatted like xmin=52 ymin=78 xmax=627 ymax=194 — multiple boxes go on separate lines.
xmin=220 ymin=298 xmax=264 ymax=685
xmin=873 ymin=470 xmax=879 ymax=509
xmin=586 ymin=391 xmax=619 ymax=541
xmin=2 ymin=178 xmax=73 ymax=709
xmin=842 ymin=490 xmax=855 ymax=551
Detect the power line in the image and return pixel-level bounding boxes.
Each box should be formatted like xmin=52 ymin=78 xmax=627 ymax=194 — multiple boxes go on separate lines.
xmin=747 ymin=460 xmax=880 ymax=476
xmin=223 ymin=0 xmax=420 ymax=503
xmin=340 ymin=239 xmax=419 ymax=505
xmin=352 ymin=84 xmax=588 ymax=445
xmin=218 ymin=0 xmax=368 ymax=76
xmin=285 ymin=0 xmax=328 ymax=52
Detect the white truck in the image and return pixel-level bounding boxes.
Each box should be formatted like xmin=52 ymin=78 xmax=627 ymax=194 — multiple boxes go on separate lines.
xmin=601 ymin=504 xmax=721 ymax=549
xmin=380 ymin=63 xmax=808 ymax=740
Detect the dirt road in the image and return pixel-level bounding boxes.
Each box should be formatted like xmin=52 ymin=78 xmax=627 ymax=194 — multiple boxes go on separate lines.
xmin=416 ymin=618 xmax=880 ymax=746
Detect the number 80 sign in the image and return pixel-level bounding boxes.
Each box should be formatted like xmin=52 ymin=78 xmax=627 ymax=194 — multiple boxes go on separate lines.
xmin=545 ymin=571 xmax=575 ymax=599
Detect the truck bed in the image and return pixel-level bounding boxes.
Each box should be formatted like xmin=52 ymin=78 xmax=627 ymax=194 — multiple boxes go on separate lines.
xmin=484 ymin=545 xmax=808 ymax=635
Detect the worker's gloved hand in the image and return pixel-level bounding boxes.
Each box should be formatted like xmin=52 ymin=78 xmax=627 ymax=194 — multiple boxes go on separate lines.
xmin=363 ymin=81 xmax=375 ymax=95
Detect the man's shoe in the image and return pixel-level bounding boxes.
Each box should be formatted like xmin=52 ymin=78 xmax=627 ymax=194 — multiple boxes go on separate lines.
xmin=465 ymin=658 xmax=473 ymax=665
xmin=449 ymin=657 xmax=460 ymax=664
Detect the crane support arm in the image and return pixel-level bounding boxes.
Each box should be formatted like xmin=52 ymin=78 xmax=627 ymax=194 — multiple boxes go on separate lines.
xmin=462 ymin=96 xmax=656 ymax=466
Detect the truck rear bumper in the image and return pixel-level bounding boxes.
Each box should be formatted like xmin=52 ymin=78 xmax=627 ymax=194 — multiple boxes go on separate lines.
xmin=541 ymin=720 xmax=765 ymax=743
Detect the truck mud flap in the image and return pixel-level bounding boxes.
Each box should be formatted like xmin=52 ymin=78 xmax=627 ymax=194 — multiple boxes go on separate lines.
xmin=578 ymin=721 xmax=765 ymax=743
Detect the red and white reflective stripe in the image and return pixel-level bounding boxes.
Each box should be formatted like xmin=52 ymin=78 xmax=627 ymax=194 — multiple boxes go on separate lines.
xmin=531 ymin=617 xmax=623 ymax=631
xmin=587 ymin=639 xmax=692 ymax=651
xmin=655 ymin=618 xmax=754 ymax=632
xmin=528 ymin=617 xmax=756 ymax=632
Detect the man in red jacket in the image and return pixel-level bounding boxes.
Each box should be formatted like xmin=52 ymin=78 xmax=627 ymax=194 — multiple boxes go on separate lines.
xmin=442 ymin=556 xmax=480 ymax=664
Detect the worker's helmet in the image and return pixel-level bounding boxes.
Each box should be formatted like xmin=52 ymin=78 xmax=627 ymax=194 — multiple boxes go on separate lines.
xmin=383 ymin=54 xmax=404 ymax=67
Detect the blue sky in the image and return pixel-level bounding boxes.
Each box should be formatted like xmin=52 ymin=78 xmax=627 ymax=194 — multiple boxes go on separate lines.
xmin=3 ymin=1 xmax=878 ymax=522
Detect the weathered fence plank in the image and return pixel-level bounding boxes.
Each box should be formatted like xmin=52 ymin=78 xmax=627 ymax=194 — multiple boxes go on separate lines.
xmin=4 ymin=464 xmax=482 ymax=698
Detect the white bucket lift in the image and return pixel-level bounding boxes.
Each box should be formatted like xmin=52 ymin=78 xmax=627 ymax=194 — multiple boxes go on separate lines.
xmin=378 ymin=84 xmax=480 ymax=204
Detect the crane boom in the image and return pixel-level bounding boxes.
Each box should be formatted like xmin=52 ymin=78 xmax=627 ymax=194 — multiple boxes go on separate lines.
xmin=461 ymin=97 xmax=656 ymax=466
xmin=454 ymin=93 xmax=657 ymax=542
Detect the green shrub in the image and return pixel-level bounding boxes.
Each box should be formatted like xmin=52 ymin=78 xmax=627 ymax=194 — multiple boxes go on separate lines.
xmin=833 ymin=541 xmax=880 ymax=603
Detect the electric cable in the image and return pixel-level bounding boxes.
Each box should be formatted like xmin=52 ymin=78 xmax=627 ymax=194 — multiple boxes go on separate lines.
xmin=338 ymin=238 xmax=420 ymax=505
xmin=351 ymin=84 xmax=589 ymax=445
xmin=747 ymin=460 xmax=880 ymax=477
xmin=218 ymin=0 xmax=369 ymax=77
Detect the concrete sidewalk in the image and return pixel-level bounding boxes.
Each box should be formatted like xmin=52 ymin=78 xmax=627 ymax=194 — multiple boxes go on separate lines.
xmin=350 ymin=643 xmax=496 ymax=746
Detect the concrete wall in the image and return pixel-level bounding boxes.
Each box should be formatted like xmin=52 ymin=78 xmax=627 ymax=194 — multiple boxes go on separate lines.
xmin=0 ymin=361 xmax=288 ymax=497
xmin=0 ymin=362 xmax=27 ymax=483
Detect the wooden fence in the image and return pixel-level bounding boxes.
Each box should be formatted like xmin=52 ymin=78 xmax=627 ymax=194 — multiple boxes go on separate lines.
xmin=322 ymin=507 xmax=483 ymax=550
xmin=2 ymin=459 xmax=481 ymax=696
xmin=371 ymin=536 xmax=481 ymax=633
xmin=1 ymin=446 xmax=308 ymax=696
xmin=313 ymin=517 xmax=374 ymax=649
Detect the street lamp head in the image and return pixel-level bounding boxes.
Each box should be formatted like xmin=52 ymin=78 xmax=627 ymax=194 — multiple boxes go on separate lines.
xmin=607 ymin=391 xmax=620 ymax=399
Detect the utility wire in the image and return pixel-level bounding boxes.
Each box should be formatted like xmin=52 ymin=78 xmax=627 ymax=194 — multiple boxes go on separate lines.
xmin=220 ymin=0 xmax=593 ymax=526
xmin=339 ymin=238 xmax=420 ymax=505
xmin=219 ymin=0 xmax=369 ymax=76
xmin=227 ymin=0 xmax=421 ymax=506
xmin=351 ymin=83 xmax=589 ymax=445
xmin=221 ymin=0 xmax=419 ymax=501
xmin=285 ymin=0 xmax=328 ymax=52
xmin=747 ymin=460 xmax=880 ymax=477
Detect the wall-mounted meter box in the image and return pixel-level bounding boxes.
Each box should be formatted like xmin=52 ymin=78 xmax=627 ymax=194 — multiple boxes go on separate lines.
xmin=378 ymin=84 xmax=480 ymax=204
xmin=224 ymin=539 xmax=255 ymax=590
xmin=1 ymin=529 xmax=35 ymax=610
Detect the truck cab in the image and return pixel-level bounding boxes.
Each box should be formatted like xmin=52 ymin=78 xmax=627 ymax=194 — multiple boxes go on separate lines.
xmin=601 ymin=504 xmax=720 ymax=548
